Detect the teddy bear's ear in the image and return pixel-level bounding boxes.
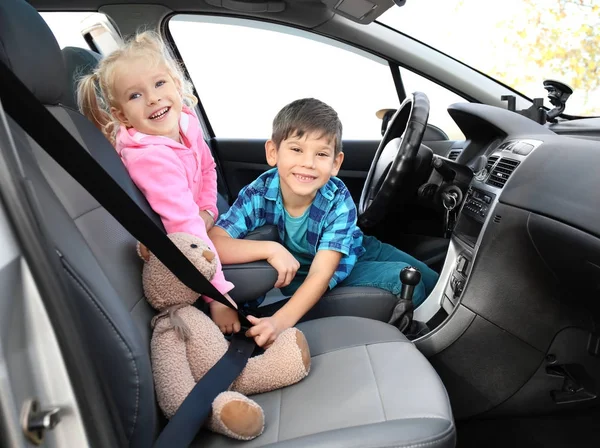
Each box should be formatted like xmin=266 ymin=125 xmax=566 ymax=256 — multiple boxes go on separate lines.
xmin=137 ymin=242 xmax=151 ymax=262
xmin=203 ymin=250 xmax=215 ymax=262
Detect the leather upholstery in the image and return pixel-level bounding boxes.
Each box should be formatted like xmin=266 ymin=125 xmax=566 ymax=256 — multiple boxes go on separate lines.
xmin=61 ymin=46 xmax=102 ymax=108
xmin=0 ymin=1 xmax=455 ymax=446
xmin=200 ymin=318 xmax=455 ymax=447
xmin=0 ymin=0 xmax=66 ymax=104
xmin=9 ymin=116 xmax=157 ymax=447
xmin=225 ymin=261 xmax=279 ymax=304
xmin=306 ymin=286 xmax=398 ymax=322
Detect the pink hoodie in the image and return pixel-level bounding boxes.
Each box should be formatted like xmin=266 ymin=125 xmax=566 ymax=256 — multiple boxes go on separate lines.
xmin=116 ymin=106 xmax=234 ymax=300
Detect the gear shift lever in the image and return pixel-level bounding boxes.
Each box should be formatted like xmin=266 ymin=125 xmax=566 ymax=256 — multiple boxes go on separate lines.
xmin=390 ymin=266 xmax=421 ymax=333
xmin=400 ymin=266 xmax=421 ymax=302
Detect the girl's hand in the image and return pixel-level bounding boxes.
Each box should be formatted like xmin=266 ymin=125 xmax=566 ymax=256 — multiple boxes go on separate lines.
xmin=245 ymin=315 xmax=285 ymax=348
xmin=209 ymin=300 xmax=240 ymax=334
xmin=199 ymin=210 xmax=214 ymax=231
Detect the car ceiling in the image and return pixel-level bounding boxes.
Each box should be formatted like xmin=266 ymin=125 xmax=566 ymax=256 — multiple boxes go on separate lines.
xmin=29 ymin=0 xmax=395 ymax=26
xmin=28 ymin=0 xmax=530 ymax=110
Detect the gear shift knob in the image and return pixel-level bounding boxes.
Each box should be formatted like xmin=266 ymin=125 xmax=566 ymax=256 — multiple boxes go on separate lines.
xmin=400 ymin=266 xmax=421 ymax=301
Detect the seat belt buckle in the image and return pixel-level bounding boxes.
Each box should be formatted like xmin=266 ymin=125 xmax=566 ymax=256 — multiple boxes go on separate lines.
xmin=236 ymin=308 xmax=253 ymax=333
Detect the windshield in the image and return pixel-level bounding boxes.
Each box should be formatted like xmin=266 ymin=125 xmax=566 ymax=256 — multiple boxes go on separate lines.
xmin=380 ymin=0 xmax=599 ymax=117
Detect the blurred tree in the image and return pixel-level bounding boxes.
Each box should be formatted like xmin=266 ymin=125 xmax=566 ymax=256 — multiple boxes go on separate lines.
xmin=493 ymin=0 xmax=599 ymax=114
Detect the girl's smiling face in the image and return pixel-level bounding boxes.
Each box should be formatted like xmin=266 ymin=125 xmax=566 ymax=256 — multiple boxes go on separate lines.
xmin=111 ymin=57 xmax=183 ymax=142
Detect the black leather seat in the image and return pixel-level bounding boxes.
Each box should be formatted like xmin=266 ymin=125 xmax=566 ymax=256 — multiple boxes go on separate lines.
xmin=0 ymin=1 xmax=455 ymax=446
xmin=61 ymin=45 xmax=102 ymax=109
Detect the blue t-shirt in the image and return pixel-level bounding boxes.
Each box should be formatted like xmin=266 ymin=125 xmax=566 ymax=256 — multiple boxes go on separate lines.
xmin=216 ymin=168 xmax=365 ymax=289
xmin=283 ymin=206 xmax=313 ymax=278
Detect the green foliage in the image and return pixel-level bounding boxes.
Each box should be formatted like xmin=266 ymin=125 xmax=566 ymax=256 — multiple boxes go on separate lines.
xmin=493 ymin=0 xmax=599 ymax=114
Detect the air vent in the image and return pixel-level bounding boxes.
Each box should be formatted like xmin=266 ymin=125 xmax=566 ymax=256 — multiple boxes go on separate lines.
xmin=485 ymin=155 xmax=499 ymax=172
xmin=448 ymin=149 xmax=462 ymax=161
xmin=493 ymin=215 xmax=502 ymax=223
xmin=486 ymin=157 xmax=520 ymax=188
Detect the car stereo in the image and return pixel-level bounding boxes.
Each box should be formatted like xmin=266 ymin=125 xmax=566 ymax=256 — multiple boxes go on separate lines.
xmin=462 ymin=188 xmax=495 ymax=223
xmin=453 ymin=188 xmax=496 ymax=247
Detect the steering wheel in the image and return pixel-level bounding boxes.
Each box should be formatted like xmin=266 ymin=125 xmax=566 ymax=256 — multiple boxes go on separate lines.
xmin=358 ymin=92 xmax=430 ymax=228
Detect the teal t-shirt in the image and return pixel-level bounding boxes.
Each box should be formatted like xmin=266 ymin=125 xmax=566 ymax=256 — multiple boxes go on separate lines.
xmin=281 ymin=207 xmax=313 ymax=295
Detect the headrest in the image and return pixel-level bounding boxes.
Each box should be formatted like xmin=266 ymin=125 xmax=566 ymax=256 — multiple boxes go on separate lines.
xmin=0 ymin=0 xmax=67 ymax=105
xmin=62 ymin=47 xmax=102 ymax=109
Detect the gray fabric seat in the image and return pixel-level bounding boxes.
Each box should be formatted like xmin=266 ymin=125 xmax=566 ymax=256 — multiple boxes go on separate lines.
xmin=0 ymin=1 xmax=456 ymax=447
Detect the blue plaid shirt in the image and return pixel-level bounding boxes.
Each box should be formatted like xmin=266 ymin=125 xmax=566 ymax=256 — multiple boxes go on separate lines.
xmin=216 ymin=168 xmax=365 ymax=289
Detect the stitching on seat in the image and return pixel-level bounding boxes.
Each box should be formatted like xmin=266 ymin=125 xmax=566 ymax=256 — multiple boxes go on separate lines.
xmin=323 ymin=289 xmax=395 ymax=300
xmin=389 ymin=424 xmax=456 ymax=448
xmin=73 ymin=204 xmax=101 ymax=221
xmin=130 ymin=295 xmax=147 ymax=313
xmin=62 ymin=264 xmax=140 ymax=442
xmin=276 ymin=389 xmax=283 ymax=442
xmin=357 ymin=422 xmax=455 ymax=448
xmin=277 ymin=419 xmax=455 ymax=448
xmin=365 ymin=345 xmax=388 ymax=422
xmin=310 ymin=339 xmax=411 ymax=358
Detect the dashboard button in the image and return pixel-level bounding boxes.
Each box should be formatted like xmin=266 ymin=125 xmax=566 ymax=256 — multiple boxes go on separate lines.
xmin=517 ymin=143 xmax=534 ymax=155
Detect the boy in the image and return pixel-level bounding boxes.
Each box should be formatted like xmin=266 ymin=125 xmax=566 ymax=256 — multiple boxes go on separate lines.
xmin=209 ymin=98 xmax=438 ymax=347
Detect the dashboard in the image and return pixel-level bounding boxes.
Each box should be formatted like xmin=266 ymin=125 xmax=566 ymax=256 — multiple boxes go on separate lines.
xmin=417 ymin=101 xmax=600 ymax=321
xmin=414 ymin=103 xmax=600 ymax=419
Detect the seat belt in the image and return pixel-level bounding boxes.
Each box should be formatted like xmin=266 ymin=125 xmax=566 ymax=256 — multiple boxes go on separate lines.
xmin=0 ymin=60 xmax=256 ymax=448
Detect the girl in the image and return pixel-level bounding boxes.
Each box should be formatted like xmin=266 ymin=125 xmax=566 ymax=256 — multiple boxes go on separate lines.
xmin=77 ymin=31 xmax=240 ymax=334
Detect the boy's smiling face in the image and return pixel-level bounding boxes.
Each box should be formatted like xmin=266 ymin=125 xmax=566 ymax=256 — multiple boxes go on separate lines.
xmin=266 ymin=131 xmax=344 ymax=210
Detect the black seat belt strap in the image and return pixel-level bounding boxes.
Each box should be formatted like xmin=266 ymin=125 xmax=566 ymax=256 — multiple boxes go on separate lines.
xmin=0 ymin=60 xmax=256 ymax=448
xmin=153 ymin=332 xmax=255 ymax=447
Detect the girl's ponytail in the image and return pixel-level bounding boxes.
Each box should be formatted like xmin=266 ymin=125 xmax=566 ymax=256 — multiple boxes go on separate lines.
xmin=76 ymin=72 xmax=119 ymax=143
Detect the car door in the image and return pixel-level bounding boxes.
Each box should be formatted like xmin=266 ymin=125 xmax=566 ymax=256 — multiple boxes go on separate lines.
xmin=168 ymin=15 xmax=467 ymax=206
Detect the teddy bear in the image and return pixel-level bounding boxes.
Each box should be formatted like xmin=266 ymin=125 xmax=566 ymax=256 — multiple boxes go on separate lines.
xmin=138 ymin=232 xmax=311 ymax=441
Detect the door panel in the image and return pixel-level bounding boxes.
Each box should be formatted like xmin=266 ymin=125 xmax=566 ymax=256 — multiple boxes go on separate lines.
xmin=0 ymin=205 xmax=89 ymax=447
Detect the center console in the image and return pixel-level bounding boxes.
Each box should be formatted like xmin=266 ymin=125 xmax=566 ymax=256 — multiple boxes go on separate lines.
xmin=416 ymin=139 xmax=540 ymax=323
xmin=414 ymin=183 xmax=497 ymax=322
xmin=440 ymin=187 xmax=496 ymax=309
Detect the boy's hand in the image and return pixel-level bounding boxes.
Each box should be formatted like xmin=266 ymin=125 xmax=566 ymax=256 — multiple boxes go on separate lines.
xmin=267 ymin=243 xmax=300 ymax=288
xmin=209 ymin=298 xmax=240 ymax=334
xmin=199 ymin=210 xmax=214 ymax=231
xmin=245 ymin=315 xmax=286 ymax=348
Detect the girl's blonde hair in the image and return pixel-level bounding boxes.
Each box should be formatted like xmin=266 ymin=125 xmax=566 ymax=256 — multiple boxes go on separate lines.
xmin=77 ymin=30 xmax=197 ymax=143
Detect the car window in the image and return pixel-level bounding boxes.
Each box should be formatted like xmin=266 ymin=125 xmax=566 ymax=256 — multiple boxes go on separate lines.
xmin=169 ymin=16 xmax=399 ymax=140
xmin=41 ymin=12 xmax=92 ymax=49
xmin=170 ymin=15 xmax=466 ymax=141
xmin=401 ymin=69 xmax=466 ymax=140
xmin=41 ymin=12 xmax=118 ymax=53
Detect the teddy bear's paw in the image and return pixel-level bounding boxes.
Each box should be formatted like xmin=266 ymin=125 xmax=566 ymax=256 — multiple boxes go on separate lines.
xmin=230 ymin=328 xmax=311 ymax=396
xmin=292 ymin=328 xmax=311 ymax=373
xmin=272 ymin=328 xmax=311 ymax=374
xmin=209 ymin=391 xmax=264 ymax=441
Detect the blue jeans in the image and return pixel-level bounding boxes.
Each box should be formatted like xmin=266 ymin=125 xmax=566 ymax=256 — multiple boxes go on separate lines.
xmin=336 ymin=235 xmax=439 ymax=307
xmin=281 ymin=235 xmax=439 ymax=308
